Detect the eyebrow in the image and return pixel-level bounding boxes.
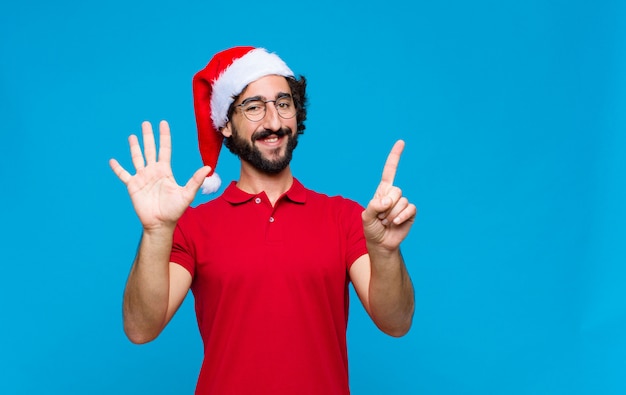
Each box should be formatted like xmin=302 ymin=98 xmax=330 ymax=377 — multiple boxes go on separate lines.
xmin=239 ymin=92 xmax=292 ymax=106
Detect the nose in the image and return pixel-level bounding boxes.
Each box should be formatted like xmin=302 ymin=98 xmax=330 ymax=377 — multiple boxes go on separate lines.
xmin=261 ymin=101 xmax=282 ymax=131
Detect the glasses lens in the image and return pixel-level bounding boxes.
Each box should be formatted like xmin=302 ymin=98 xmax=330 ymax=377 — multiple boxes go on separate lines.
xmin=241 ymin=100 xmax=265 ymax=122
xmin=276 ymin=97 xmax=296 ymax=119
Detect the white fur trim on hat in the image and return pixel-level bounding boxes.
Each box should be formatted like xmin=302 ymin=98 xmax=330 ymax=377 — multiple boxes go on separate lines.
xmin=210 ymin=48 xmax=293 ymax=130
xmin=201 ymin=172 xmax=222 ymax=194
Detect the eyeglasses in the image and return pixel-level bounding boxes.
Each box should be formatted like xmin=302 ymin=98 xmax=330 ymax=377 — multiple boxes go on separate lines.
xmin=235 ymin=94 xmax=297 ymax=122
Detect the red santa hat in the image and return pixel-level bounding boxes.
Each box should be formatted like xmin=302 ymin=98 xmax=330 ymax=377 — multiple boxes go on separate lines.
xmin=192 ymin=46 xmax=294 ymax=193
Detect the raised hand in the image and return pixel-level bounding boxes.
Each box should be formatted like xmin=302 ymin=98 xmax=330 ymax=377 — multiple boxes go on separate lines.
xmin=109 ymin=120 xmax=211 ymax=231
xmin=362 ymin=140 xmax=417 ymax=251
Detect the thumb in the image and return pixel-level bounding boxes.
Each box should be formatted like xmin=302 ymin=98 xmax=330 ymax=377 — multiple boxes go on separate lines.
xmin=184 ymin=166 xmax=212 ymax=194
xmin=362 ymin=196 xmax=392 ymax=224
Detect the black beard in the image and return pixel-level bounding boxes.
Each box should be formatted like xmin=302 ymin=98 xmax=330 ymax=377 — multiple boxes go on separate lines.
xmin=224 ymin=126 xmax=299 ymax=174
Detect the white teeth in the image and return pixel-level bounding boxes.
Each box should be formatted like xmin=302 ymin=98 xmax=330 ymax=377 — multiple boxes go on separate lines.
xmin=265 ymin=137 xmax=278 ymax=143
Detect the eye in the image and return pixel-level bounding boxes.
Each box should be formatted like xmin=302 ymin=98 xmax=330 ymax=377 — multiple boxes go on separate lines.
xmin=276 ymin=98 xmax=292 ymax=109
xmin=244 ymin=101 xmax=264 ymax=113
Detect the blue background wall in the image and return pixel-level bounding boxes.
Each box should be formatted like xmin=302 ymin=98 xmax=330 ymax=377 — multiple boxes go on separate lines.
xmin=1 ymin=1 xmax=624 ymax=394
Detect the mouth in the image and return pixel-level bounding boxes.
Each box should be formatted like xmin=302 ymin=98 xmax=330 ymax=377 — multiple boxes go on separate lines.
xmin=262 ymin=135 xmax=280 ymax=144
xmin=252 ymin=129 xmax=290 ymax=145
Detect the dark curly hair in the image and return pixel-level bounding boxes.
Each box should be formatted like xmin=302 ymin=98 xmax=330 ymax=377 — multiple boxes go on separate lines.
xmin=225 ymin=75 xmax=308 ymax=135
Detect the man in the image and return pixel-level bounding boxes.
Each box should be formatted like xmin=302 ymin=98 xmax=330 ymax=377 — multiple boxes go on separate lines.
xmin=109 ymin=46 xmax=416 ymax=394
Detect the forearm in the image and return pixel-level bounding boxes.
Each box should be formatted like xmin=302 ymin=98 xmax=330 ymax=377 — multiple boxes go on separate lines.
xmin=367 ymin=246 xmax=415 ymax=337
xmin=123 ymin=227 xmax=175 ymax=343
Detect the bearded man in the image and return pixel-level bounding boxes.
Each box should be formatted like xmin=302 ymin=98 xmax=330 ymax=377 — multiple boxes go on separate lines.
xmin=109 ymin=46 xmax=416 ymax=395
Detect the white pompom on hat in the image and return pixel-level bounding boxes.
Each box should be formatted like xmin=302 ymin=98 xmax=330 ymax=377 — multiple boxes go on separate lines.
xmin=192 ymin=46 xmax=294 ymax=194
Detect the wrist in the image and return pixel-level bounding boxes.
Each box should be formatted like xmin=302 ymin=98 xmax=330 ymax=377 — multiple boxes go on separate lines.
xmin=366 ymin=242 xmax=401 ymax=260
xmin=142 ymin=224 xmax=176 ymax=240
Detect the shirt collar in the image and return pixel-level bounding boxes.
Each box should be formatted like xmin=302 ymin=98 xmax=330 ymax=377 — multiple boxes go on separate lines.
xmin=222 ymin=178 xmax=307 ymax=204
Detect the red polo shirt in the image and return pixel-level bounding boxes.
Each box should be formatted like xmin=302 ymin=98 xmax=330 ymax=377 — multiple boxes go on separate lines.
xmin=171 ymin=178 xmax=367 ymax=395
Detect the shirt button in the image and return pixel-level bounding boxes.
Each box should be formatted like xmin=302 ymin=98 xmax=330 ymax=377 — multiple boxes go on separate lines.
xmin=269 ymin=217 xmax=275 ymax=223
xmin=254 ymin=197 xmax=261 ymax=204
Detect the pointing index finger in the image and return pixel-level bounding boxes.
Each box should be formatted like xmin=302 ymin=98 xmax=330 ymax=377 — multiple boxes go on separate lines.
xmin=380 ymin=140 xmax=405 ymax=186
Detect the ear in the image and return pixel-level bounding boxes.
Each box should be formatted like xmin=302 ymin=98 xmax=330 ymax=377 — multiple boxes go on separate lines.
xmin=221 ymin=122 xmax=233 ymax=138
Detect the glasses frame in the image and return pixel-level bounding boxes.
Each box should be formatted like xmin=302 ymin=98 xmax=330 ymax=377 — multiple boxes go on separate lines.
xmin=234 ymin=94 xmax=297 ymax=123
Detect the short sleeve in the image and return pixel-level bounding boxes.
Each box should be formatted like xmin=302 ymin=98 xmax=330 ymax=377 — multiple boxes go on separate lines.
xmin=341 ymin=199 xmax=368 ymax=269
xmin=170 ymin=208 xmax=196 ymax=278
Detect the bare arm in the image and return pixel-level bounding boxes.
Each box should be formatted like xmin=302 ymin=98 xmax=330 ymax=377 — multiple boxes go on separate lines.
xmin=122 ymin=232 xmax=192 ymax=344
xmin=110 ymin=121 xmax=210 ymax=343
xmin=350 ymin=140 xmax=416 ymax=337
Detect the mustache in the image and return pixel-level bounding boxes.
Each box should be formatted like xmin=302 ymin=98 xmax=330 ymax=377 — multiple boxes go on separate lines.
xmin=251 ymin=128 xmax=292 ymax=142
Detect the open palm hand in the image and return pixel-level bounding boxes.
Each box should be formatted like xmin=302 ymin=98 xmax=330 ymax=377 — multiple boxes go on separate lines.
xmin=109 ymin=121 xmax=210 ymax=230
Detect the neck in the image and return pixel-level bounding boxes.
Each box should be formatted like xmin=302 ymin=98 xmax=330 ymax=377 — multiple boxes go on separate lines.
xmin=237 ymin=163 xmax=294 ymax=206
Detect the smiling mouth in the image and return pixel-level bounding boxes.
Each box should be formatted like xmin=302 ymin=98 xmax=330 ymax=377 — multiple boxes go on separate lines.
xmin=252 ymin=128 xmax=290 ymax=143
xmin=262 ymin=135 xmax=280 ymax=143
